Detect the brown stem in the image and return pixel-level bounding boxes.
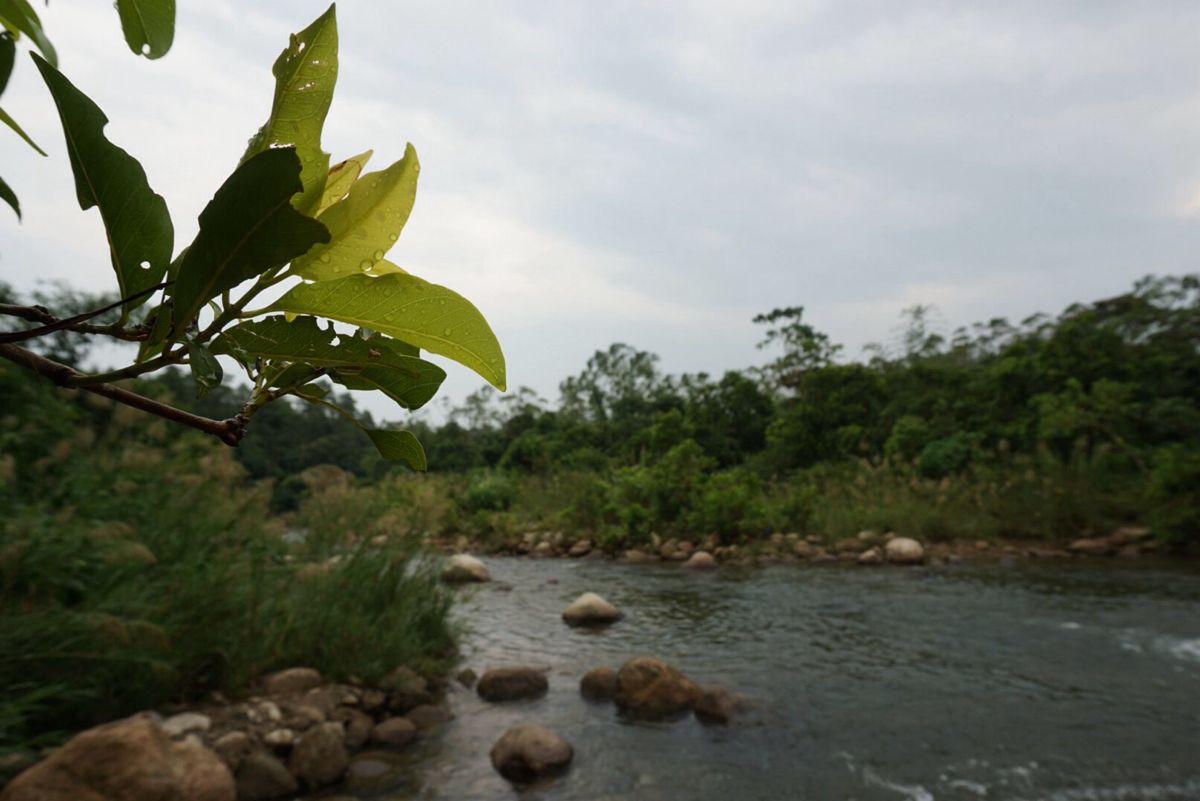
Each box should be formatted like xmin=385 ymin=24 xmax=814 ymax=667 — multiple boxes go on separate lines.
xmin=0 ymin=343 xmax=246 ymax=447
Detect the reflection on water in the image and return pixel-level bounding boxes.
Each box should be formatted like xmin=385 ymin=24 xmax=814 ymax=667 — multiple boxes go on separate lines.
xmin=336 ymin=558 xmax=1200 ymax=801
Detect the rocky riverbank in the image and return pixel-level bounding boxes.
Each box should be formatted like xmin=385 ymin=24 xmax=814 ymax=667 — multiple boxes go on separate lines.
xmin=432 ymin=524 xmax=1170 ymax=568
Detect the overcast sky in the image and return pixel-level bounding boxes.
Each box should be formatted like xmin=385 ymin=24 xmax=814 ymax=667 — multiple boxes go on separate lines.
xmin=3 ymin=1 xmax=1199 ymax=422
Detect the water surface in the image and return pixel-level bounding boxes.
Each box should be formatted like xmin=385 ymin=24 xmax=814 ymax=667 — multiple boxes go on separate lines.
xmin=340 ymin=557 xmax=1200 ymax=801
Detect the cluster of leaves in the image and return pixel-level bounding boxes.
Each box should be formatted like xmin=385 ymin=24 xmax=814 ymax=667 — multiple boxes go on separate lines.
xmin=2 ymin=4 xmax=504 ymax=468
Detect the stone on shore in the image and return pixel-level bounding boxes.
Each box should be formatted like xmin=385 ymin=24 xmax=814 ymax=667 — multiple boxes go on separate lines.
xmin=381 ymin=666 xmax=432 ymax=713
xmin=477 ymin=667 xmax=549 ymax=702
xmin=580 ymin=667 xmax=618 ymax=702
xmin=262 ymin=667 xmax=322 ymax=696
xmin=857 ymin=547 xmax=882 ymax=565
xmin=489 ymin=725 xmax=573 ymax=783
xmin=160 ymin=712 xmax=211 ymax=739
xmin=1068 ymin=537 xmax=1114 ymax=556
xmin=370 ymin=717 xmax=417 ymax=747
xmin=405 ymin=704 xmax=453 ymax=730
xmin=614 ymin=657 xmax=702 ymax=718
xmin=234 ymin=751 xmax=297 ymax=801
xmin=0 ymin=715 xmax=234 ymax=801
xmin=568 ymin=539 xmax=592 ymax=557
xmin=287 ymin=722 xmax=348 ymax=790
xmin=682 ymin=551 xmax=717 ymax=569
xmin=884 ymin=537 xmax=925 ymax=565
xmin=562 ymin=592 xmax=622 ymax=626
xmin=441 ymin=553 xmax=490 ymax=583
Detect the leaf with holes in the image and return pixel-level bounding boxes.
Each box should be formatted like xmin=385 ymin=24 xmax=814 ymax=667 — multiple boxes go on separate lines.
xmin=268 ymin=269 xmax=506 ymax=390
xmin=170 ymin=148 xmax=329 ymax=337
xmin=33 ymin=54 xmax=172 ymax=312
xmin=115 ymin=0 xmax=175 ymax=59
xmin=242 ymin=4 xmax=337 ymax=213
xmin=290 ymin=145 xmax=419 ymax=281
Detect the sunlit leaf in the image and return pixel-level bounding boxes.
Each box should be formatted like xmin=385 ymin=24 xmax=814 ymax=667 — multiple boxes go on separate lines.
xmin=316 ymin=149 xmax=371 ymax=215
xmin=267 ymin=269 xmax=506 ymax=390
xmin=242 ymin=4 xmax=337 ymax=213
xmin=0 ymin=0 xmax=57 ymax=66
xmin=0 ymin=105 xmax=45 ymax=154
xmin=170 ymin=148 xmax=329 ymax=336
xmin=115 ymin=0 xmax=176 ymax=60
xmin=0 ymin=172 xmax=17 ymax=218
xmin=365 ymin=428 xmax=426 ymax=471
xmin=290 ymin=145 xmax=418 ymax=281
xmin=32 ymin=54 xmax=172 ymax=312
xmin=185 ymin=340 xmax=222 ymax=397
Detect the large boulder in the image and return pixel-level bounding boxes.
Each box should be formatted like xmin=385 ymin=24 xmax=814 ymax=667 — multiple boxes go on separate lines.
xmin=234 ymin=751 xmax=297 ymax=801
xmin=884 ymin=537 xmax=925 ymax=565
xmin=287 ymin=722 xmax=348 ymax=790
xmin=561 ymin=592 xmax=622 ymax=627
xmin=477 ymin=667 xmax=549 ymax=702
xmin=579 ymin=667 xmax=618 ymax=702
xmin=682 ymin=551 xmax=717 ymax=569
xmin=489 ymin=725 xmax=573 ymax=784
xmin=614 ymin=657 xmax=702 ymax=718
xmin=0 ymin=715 xmax=234 ymax=801
xmin=441 ymin=554 xmax=490 ymax=583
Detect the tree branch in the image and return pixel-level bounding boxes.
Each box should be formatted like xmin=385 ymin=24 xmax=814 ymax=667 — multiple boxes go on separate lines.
xmin=0 ymin=343 xmax=247 ymax=447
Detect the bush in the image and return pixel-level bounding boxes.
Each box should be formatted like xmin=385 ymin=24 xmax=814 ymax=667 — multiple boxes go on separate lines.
xmin=458 ymin=471 xmax=518 ymax=513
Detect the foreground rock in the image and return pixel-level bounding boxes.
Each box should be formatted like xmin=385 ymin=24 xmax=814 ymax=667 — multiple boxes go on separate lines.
xmin=682 ymin=551 xmax=717 ymax=569
xmin=884 ymin=537 xmax=925 ymax=565
xmin=477 ymin=667 xmax=549 ymax=702
xmin=369 ymin=717 xmax=416 ymax=747
xmin=441 ymin=553 xmax=490 ymax=583
xmin=287 ymin=722 xmax=348 ymax=790
xmin=0 ymin=715 xmax=234 ymax=801
xmin=579 ymin=667 xmax=618 ymax=702
xmin=562 ymin=592 xmax=622 ymax=626
xmin=489 ymin=725 xmax=573 ymax=783
xmin=234 ymin=751 xmax=297 ymax=801
xmin=614 ymin=657 xmax=702 ymax=718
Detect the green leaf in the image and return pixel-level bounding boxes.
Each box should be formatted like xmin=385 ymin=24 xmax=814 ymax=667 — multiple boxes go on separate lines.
xmin=365 ymin=429 xmax=426 ymax=471
xmin=170 ymin=148 xmax=329 ymax=335
xmin=0 ymin=105 xmax=46 ymax=155
xmin=316 ymin=149 xmax=371 ymax=215
xmin=115 ymin=0 xmax=176 ymax=59
xmin=185 ymin=340 xmax=222 ymax=397
xmin=242 ymin=4 xmax=337 ymax=213
xmin=0 ymin=172 xmax=17 ymax=218
xmin=267 ymin=269 xmax=506 ymax=390
xmin=1 ymin=32 xmax=14 ymax=95
xmin=137 ymin=301 xmax=173 ymax=362
xmin=32 ymin=54 xmax=172 ymax=312
xmin=0 ymin=0 xmax=56 ymax=66
xmin=214 ymin=316 xmax=445 ymax=410
xmin=290 ymin=145 xmax=419 ymax=281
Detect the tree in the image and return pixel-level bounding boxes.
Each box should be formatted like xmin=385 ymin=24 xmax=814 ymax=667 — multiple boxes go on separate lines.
xmin=0 ymin=4 xmax=505 ymax=470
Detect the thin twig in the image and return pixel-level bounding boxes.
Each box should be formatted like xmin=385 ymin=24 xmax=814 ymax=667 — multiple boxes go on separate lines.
xmin=0 ymin=343 xmax=246 ymax=447
xmin=0 ymin=282 xmax=168 ymax=343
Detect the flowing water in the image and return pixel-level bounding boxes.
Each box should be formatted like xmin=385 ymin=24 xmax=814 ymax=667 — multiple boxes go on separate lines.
xmin=335 ymin=557 xmax=1200 ymax=801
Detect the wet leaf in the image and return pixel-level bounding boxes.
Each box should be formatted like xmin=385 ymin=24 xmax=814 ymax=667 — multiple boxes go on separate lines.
xmin=268 ymin=269 xmax=506 ymax=390
xmin=290 ymin=145 xmax=418 ymax=281
xmin=316 ymin=149 xmax=371 ymax=215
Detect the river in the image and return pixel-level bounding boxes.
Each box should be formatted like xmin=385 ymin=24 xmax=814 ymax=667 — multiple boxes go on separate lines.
xmin=335 ymin=557 xmax=1200 ymax=801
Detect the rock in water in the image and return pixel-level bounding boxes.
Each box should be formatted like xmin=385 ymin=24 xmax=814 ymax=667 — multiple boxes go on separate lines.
xmin=579 ymin=667 xmax=618 ymax=702
xmin=682 ymin=551 xmax=717 ymax=569
xmin=0 ymin=714 xmax=234 ymax=801
xmin=287 ymin=722 xmax=348 ymax=790
xmin=441 ymin=553 xmax=490 ymax=583
xmin=694 ymin=687 xmax=743 ymax=725
xmin=857 ymin=546 xmax=883 ymax=565
xmin=489 ymin=725 xmax=573 ymax=783
xmin=614 ymin=657 xmax=702 ymax=718
xmin=370 ymin=717 xmax=417 ymax=747
xmin=477 ymin=667 xmax=549 ymax=702
xmin=561 ymin=592 xmax=622 ymax=627
xmin=884 ymin=537 xmax=925 ymax=564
